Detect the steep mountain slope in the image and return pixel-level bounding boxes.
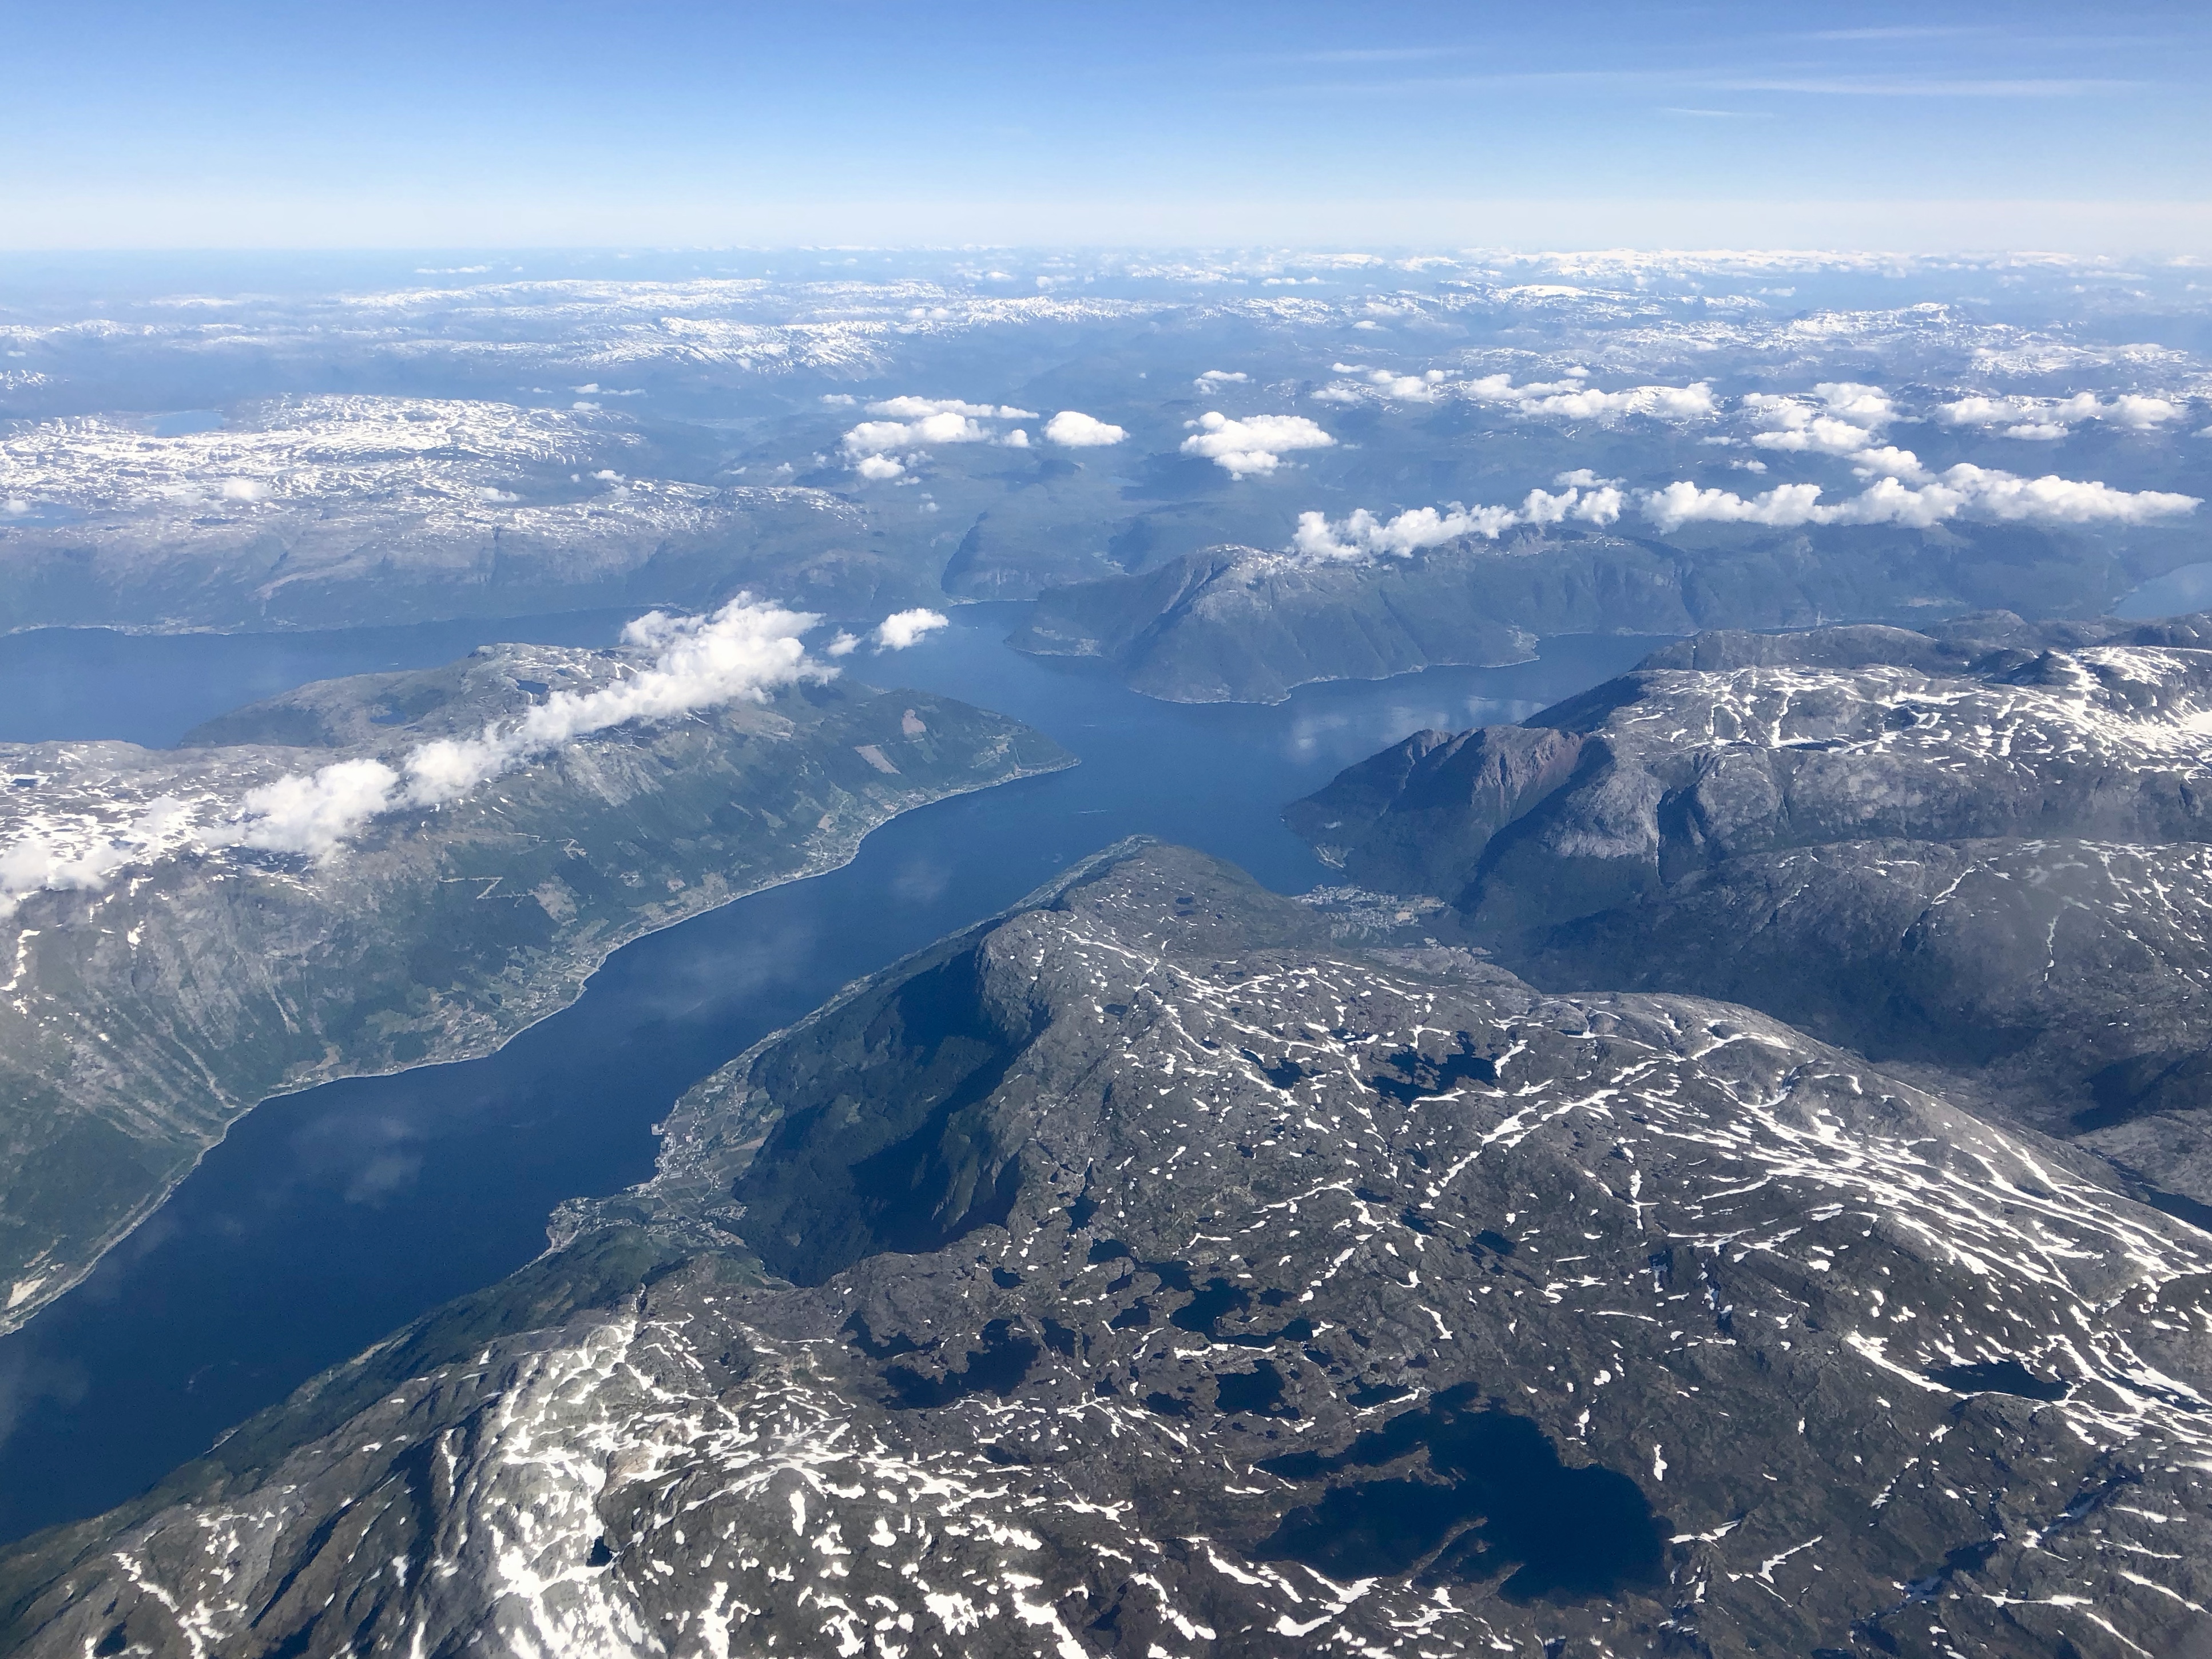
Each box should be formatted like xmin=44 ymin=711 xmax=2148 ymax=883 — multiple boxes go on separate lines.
xmin=0 ymin=644 xmax=1067 ymax=1333
xmin=1286 ymin=610 xmax=2212 ymax=1206
xmin=6 ymin=846 xmax=2207 ymax=1659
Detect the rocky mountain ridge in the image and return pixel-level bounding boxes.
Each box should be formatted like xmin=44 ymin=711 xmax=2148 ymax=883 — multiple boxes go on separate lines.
xmin=1287 ymin=609 xmax=2212 ymax=1210
xmin=5 ymin=846 xmax=2207 ymax=1658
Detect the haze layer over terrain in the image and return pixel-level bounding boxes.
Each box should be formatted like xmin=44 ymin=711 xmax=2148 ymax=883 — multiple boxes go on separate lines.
xmin=1 ymin=251 xmax=2204 ymax=697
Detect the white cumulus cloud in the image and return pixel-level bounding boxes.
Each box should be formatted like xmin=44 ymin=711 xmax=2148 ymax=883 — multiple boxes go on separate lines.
xmin=1194 ymin=370 xmax=1248 ymax=388
xmin=839 ymin=395 xmax=1041 ymax=473
xmin=1706 ymin=380 xmax=2198 ymax=515
xmin=1514 ymin=379 xmax=1717 ymax=420
xmin=1938 ymin=391 xmax=2184 ymax=438
xmin=1744 ymin=382 xmax=1899 ymax=434
xmin=1042 ymin=410 xmax=1127 ymax=447
xmin=232 ymin=597 xmax=833 ymax=859
xmin=1741 ymin=384 xmax=1900 ymax=461
xmin=864 ymin=396 xmax=1036 ymax=420
xmin=1315 ymin=366 xmax=1450 ymax=406
xmin=1738 ymin=383 xmax=2060 ymax=482
xmin=842 ymin=412 xmax=990 ymax=456
xmin=235 ymin=758 xmax=404 ymax=858
xmin=1752 ymin=416 xmax=1888 ymax=458
xmin=872 ymin=608 xmax=950 ymax=651
xmin=1294 ymin=482 xmax=1623 ymax=560
xmin=1643 ymin=467 xmax=2199 ymax=534
xmin=1369 ymin=371 xmax=1718 ymax=422
xmin=1180 ymin=411 xmax=1335 ymax=477
xmin=3 ymin=600 xmax=878 ymax=911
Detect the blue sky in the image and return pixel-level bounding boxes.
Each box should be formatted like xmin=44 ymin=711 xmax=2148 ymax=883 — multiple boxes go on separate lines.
xmin=2 ymin=0 xmax=2206 ymax=250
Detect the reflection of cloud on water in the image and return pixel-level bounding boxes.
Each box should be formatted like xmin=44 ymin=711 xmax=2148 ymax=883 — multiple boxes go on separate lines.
xmin=0 ymin=1341 xmax=89 ymax=1450
xmin=891 ymin=856 xmax=951 ymax=905
xmin=276 ymin=1110 xmax=430 ymax=1212
xmin=345 ymin=1152 xmax=425 ymax=1206
xmin=613 ymin=918 xmax=821 ymax=1023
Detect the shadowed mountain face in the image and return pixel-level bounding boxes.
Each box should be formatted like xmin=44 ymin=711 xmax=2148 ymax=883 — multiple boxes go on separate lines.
xmin=0 ymin=647 xmax=1069 ymax=1333
xmin=8 ymin=845 xmax=2209 ymax=1659
xmin=1007 ymin=522 xmax=2152 ymax=705
xmin=1286 ymin=610 xmax=2212 ymax=1204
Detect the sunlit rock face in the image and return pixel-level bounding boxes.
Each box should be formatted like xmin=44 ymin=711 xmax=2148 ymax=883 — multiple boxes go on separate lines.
xmin=1290 ymin=613 xmax=2212 ymax=1206
xmin=9 ymin=844 xmax=2208 ymax=1659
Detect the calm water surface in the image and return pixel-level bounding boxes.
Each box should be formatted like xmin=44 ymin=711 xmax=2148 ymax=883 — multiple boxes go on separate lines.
xmin=0 ymin=608 xmax=1659 ymax=1542
xmin=0 ymin=610 xmax=643 ymax=747
xmin=2115 ymin=562 xmax=2212 ymax=621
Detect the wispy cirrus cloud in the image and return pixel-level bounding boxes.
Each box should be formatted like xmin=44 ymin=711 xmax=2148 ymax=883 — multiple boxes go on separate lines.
xmin=1801 ymin=26 xmax=1995 ymax=42
xmin=1247 ymin=45 xmax=1475 ymax=65
xmin=1258 ymin=62 xmax=2138 ymax=100
xmin=1705 ymin=74 xmax=2135 ymax=96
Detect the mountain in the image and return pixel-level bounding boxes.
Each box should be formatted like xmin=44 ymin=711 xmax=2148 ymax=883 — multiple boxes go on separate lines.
xmin=0 ymin=644 xmax=1068 ymax=1333
xmin=5 ymin=844 xmax=2206 ymax=1658
xmin=0 ymin=397 xmax=944 ymax=631
xmin=1286 ymin=610 xmax=2212 ymax=1209
xmin=1008 ymin=522 xmax=2145 ymax=704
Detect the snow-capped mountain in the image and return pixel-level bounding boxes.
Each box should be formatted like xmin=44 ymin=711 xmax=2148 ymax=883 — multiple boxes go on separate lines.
xmin=1289 ymin=613 xmax=2212 ymax=1210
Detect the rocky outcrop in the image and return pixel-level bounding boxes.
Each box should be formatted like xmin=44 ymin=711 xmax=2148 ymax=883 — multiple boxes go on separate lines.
xmin=1288 ymin=611 xmax=2212 ymax=1204
xmin=6 ymin=846 xmax=2208 ymax=1658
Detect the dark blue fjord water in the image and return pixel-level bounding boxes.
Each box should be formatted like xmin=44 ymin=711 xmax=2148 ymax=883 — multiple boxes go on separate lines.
xmin=0 ymin=609 xmax=1659 ymax=1543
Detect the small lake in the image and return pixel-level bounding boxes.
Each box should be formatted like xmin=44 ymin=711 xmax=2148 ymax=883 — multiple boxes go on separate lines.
xmin=0 ymin=609 xmax=1661 ymax=1543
